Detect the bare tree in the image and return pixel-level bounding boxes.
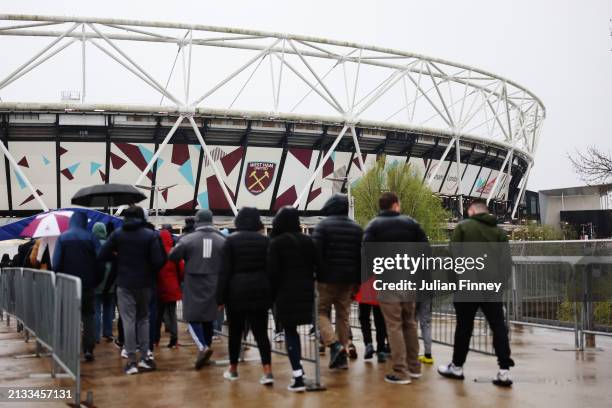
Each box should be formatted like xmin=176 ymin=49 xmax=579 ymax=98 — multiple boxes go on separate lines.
xmin=568 ymin=146 xmax=612 ymax=184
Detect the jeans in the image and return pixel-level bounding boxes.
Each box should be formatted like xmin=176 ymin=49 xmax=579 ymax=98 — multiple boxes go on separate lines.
xmin=359 ymin=303 xmax=387 ymax=352
xmin=95 ymin=293 xmax=115 ymax=342
xmin=148 ymin=294 xmax=157 ymax=351
xmin=117 ymin=287 xmax=152 ymax=363
xmin=227 ymin=308 xmax=271 ymax=366
xmin=82 ymin=288 xmax=96 ymax=353
xmin=154 ymin=301 xmax=178 ymax=344
xmin=188 ymin=321 xmax=214 ymax=351
xmin=416 ymin=299 xmax=432 ymax=355
xmin=284 ymin=325 xmax=303 ymax=374
xmin=452 ymin=302 xmax=514 ymax=369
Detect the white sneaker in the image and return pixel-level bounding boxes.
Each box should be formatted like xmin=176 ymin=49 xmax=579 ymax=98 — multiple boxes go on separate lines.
xmin=493 ymin=369 xmax=513 ymax=387
xmin=147 ymin=350 xmax=154 ymax=360
xmin=223 ymin=370 xmax=239 ymax=381
xmin=437 ymin=363 xmax=464 ymax=380
xmin=259 ymin=373 xmax=274 ymax=385
xmin=408 ymin=370 xmax=423 ymax=379
xmin=121 ymin=348 xmax=128 ymax=359
xmin=273 ymin=332 xmax=285 ymax=343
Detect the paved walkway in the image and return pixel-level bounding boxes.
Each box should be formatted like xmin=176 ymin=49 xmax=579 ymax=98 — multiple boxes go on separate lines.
xmin=0 ymin=319 xmax=611 ymax=407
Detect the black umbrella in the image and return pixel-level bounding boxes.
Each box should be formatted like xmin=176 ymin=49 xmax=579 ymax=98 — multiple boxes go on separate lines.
xmin=71 ymin=183 xmax=147 ymax=207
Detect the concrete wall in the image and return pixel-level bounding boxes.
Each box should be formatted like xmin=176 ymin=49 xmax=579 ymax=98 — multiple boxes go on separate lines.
xmin=539 ymin=193 xmax=601 ymax=229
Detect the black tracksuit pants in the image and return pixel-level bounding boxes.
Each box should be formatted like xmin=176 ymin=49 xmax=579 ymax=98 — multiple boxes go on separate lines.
xmin=452 ymin=302 xmax=514 ymax=369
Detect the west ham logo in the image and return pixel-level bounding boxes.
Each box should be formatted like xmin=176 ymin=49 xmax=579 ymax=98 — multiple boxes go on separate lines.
xmin=245 ymin=162 xmax=276 ymax=195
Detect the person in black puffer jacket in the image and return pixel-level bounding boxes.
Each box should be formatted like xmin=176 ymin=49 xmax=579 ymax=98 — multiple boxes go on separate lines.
xmin=363 ymin=192 xmax=429 ymax=385
xmin=217 ymin=207 xmax=273 ymax=384
xmin=312 ymin=193 xmax=363 ymax=369
xmin=268 ymin=206 xmax=319 ymax=392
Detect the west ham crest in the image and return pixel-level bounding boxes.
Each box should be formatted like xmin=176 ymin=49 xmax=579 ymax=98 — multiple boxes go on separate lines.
xmin=245 ymin=162 xmax=276 ymax=195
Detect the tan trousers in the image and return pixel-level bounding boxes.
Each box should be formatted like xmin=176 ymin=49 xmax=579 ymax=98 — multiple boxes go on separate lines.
xmin=379 ymin=301 xmax=421 ymax=379
xmin=317 ymin=282 xmax=353 ymax=347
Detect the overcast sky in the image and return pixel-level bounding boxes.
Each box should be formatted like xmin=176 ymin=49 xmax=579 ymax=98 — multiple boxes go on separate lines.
xmin=2 ymin=0 xmax=611 ymax=191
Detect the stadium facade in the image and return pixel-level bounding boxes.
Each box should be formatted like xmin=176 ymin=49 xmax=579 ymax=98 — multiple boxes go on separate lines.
xmin=0 ymin=15 xmax=545 ymax=219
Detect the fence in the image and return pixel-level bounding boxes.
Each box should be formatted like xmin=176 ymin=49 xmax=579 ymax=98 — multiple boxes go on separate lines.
xmin=0 ymin=268 xmax=81 ymax=406
xmin=507 ymin=240 xmax=612 ymax=350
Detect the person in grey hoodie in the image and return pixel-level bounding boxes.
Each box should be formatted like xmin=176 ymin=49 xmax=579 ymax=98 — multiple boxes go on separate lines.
xmin=168 ymin=210 xmax=225 ymax=369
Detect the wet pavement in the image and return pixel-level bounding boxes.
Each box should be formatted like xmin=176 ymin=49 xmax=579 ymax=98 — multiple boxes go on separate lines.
xmin=0 ymin=319 xmax=611 ymax=408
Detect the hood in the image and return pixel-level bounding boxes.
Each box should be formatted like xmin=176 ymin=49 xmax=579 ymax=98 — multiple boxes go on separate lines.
xmin=159 ymin=229 xmax=174 ymax=252
xmin=234 ymin=207 xmax=264 ymax=231
xmin=92 ymin=222 xmax=107 ymax=240
xmin=69 ymin=212 xmax=88 ymax=230
xmin=271 ymin=206 xmax=300 ymax=237
xmin=122 ymin=217 xmax=146 ymax=231
xmin=470 ymin=213 xmax=498 ymax=226
xmin=322 ymin=193 xmax=349 ymax=216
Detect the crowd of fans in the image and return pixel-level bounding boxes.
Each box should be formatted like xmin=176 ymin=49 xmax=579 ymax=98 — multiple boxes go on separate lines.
xmin=1 ymin=192 xmax=513 ymax=391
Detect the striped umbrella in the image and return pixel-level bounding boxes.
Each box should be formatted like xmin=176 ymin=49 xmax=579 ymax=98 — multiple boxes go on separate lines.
xmin=20 ymin=210 xmax=74 ymax=238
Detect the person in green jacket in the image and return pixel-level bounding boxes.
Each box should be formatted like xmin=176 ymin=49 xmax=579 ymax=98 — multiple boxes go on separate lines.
xmin=437 ymin=198 xmax=514 ymax=387
xmin=93 ymin=222 xmax=115 ymax=343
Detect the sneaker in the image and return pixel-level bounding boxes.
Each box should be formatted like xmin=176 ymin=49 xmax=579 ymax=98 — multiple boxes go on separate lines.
xmin=377 ymin=352 xmax=387 ymax=363
xmin=328 ymin=342 xmax=344 ymax=369
xmin=103 ymin=335 xmax=114 ymax=343
xmin=364 ymin=343 xmax=375 ymax=360
xmin=121 ymin=348 xmax=128 ymax=359
xmin=384 ymin=374 xmax=410 ymax=385
xmin=408 ymin=370 xmax=423 ymax=379
xmin=138 ymin=358 xmax=157 ymax=372
xmin=223 ymin=370 xmax=239 ymax=381
xmin=114 ymin=339 xmax=124 ymax=349
xmin=348 ymin=343 xmax=358 ymax=360
xmin=195 ymin=347 xmax=213 ymax=370
xmin=273 ymin=332 xmax=285 ymax=343
xmin=146 ymin=350 xmax=155 ymax=361
xmin=124 ymin=362 xmax=138 ymax=375
xmin=437 ymin=363 xmax=464 ymax=380
xmin=418 ymin=355 xmax=434 ymax=364
xmin=336 ymin=353 xmax=349 ymax=370
xmin=492 ymin=369 xmax=513 ymax=387
xmin=84 ymin=351 xmax=94 ymax=362
xmin=287 ymin=376 xmax=306 ymax=392
xmin=167 ymin=338 xmax=178 ymax=349
xmin=259 ymin=373 xmax=274 ymax=385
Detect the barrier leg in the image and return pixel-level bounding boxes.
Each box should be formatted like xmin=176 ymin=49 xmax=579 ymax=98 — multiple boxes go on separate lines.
xmin=307 ymin=288 xmax=325 ymax=392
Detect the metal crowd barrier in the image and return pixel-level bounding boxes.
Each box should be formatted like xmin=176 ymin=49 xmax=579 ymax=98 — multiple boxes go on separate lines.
xmin=53 ymin=273 xmax=82 ymax=405
xmin=0 ymin=267 xmax=81 ymax=406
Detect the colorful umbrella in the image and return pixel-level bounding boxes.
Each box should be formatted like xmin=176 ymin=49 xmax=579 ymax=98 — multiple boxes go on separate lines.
xmin=20 ymin=210 xmax=74 ymax=238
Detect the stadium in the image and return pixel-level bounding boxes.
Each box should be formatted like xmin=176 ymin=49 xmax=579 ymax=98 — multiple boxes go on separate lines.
xmin=0 ymin=15 xmax=545 ymax=221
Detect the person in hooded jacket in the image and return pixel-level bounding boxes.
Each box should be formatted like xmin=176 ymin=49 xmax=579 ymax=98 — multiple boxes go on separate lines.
xmin=98 ymin=206 xmax=165 ymax=375
xmin=93 ymin=222 xmax=115 ymax=343
xmin=154 ymin=229 xmax=183 ymax=349
xmin=169 ymin=210 xmax=225 ymax=369
xmin=217 ymin=207 xmax=273 ymax=384
xmin=52 ymin=212 xmax=102 ymax=362
xmin=311 ymin=193 xmax=363 ymax=369
xmin=438 ymin=198 xmax=514 ymax=387
xmin=0 ymin=254 xmax=11 ymax=268
xmin=267 ymin=206 xmax=319 ymax=392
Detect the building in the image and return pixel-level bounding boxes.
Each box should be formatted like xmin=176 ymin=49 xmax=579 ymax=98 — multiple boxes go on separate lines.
xmin=539 ymin=184 xmax=612 ymax=238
